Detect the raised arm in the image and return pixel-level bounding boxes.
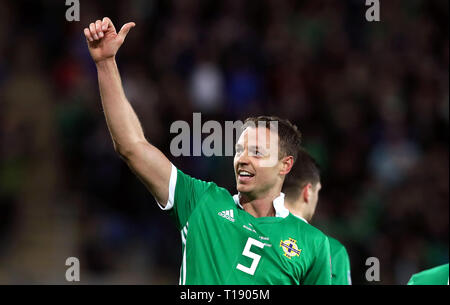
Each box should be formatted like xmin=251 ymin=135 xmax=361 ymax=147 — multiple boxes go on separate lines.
xmin=84 ymin=17 xmax=172 ymax=206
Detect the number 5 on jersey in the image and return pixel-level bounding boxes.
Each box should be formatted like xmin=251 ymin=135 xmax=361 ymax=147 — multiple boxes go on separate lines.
xmin=236 ymin=237 xmax=265 ymax=275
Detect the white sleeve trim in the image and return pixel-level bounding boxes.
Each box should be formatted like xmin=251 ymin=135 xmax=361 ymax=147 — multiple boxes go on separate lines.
xmin=156 ymin=164 xmax=177 ymax=211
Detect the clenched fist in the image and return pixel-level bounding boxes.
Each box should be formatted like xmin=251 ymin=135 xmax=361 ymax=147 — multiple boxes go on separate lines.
xmin=83 ymin=17 xmax=135 ymax=63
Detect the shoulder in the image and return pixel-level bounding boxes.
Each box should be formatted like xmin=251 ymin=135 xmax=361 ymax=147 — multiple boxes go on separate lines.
xmin=415 ymin=264 xmax=449 ymax=276
xmin=327 ymin=236 xmax=348 ymax=254
xmin=288 ymin=215 xmax=329 ymax=244
xmin=206 ymin=183 xmax=234 ymax=199
xmin=179 ymin=169 xmax=234 ymax=199
xmin=327 ymin=236 xmax=341 ymax=247
xmin=409 ymin=264 xmax=449 ymax=285
xmin=176 ymin=168 xmax=221 ymax=191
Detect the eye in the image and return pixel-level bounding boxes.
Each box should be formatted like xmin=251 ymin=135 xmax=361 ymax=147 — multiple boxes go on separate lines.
xmin=256 ymin=150 xmax=265 ymax=157
xmin=250 ymin=148 xmax=263 ymax=157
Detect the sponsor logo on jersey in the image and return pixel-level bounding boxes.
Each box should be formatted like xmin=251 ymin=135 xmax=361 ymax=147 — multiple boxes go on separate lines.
xmin=218 ymin=209 xmax=235 ymax=222
xmin=280 ymin=238 xmax=301 ymax=259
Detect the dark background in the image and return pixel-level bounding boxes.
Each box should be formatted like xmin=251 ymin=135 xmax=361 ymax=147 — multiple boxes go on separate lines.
xmin=0 ymin=0 xmax=448 ymax=284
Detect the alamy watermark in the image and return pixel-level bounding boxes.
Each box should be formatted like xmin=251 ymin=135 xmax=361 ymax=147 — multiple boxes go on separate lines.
xmin=169 ymin=113 xmax=279 ymax=167
xmin=365 ymin=0 xmax=381 ymax=22
xmin=365 ymin=257 xmax=380 ymax=282
xmin=65 ymin=0 xmax=80 ymax=22
xmin=67 ymin=1 xmax=380 ymax=23
xmin=65 ymin=257 xmax=80 ymax=282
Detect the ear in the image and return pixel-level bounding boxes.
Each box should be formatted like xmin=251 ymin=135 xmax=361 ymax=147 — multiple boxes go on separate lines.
xmin=302 ymin=183 xmax=313 ymax=203
xmin=279 ymin=156 xmax=294 ymax=175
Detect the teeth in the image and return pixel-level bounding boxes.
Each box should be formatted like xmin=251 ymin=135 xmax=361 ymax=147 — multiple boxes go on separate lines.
xmin=239 ymin=171 xmax=253 ymax=176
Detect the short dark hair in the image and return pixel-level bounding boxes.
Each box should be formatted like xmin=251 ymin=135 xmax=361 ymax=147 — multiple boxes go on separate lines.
xmin=282 ymin=148 xmax=321 ymax=201
xmin=242 ymin=116 xmax=302 ymax=161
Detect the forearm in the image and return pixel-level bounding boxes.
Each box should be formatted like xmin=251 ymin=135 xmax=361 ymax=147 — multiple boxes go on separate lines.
xmin=84 ymin=18 xmax=172 ymax=205
xmin=96 ymin=58 xmax=145 ymax=154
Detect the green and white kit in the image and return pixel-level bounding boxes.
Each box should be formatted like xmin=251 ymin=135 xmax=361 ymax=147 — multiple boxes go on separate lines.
xmin=158 ymin=165 xmax=332 ymax=285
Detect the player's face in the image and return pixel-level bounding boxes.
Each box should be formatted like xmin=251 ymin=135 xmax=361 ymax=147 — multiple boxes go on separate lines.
xmin=234 ymin=126 xmax=283 ymax=198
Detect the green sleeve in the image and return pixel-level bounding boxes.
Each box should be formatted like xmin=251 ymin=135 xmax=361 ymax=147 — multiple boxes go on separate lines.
xmin=331 ymin=244 xmax=352 ymax=285
xmin=303 ymin=236 xmax=332 ymax=285
xmin=166 ymin=167 xmax=214 ymax=230
xmin=407 ymin=275 xmax=418 ymax=285
xmin=407 ymin=264 xmax=449 ymax=285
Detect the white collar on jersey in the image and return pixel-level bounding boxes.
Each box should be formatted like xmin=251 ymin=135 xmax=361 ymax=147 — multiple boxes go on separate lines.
xmin=232 ymin=192 xmax=290 ymax=218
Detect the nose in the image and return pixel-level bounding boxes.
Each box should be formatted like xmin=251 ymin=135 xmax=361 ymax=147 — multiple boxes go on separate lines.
xmin=236 ymin=149 xmax=250 ymax=166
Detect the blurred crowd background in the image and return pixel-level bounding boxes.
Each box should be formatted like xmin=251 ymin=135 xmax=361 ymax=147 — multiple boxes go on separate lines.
xmin=0 ymin=0 xmax=448 ymax=284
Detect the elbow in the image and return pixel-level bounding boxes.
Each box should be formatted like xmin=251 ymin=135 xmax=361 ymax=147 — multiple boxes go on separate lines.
xmin=113 ymin=142 xmax=128 ymax=159
xmin=113 ymin=139 xmax=148 ymax=160
xmin=113 ymin=141 xmax=138 ymax=160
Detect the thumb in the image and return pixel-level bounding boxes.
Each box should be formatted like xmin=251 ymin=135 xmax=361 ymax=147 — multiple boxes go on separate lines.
xmin=117 ymin=22 xmax=136 ymax=41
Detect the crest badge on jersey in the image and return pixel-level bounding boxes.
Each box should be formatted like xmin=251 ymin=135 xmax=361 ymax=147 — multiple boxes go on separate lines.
xmin=280 ymin=238 xmax=301 ymax=259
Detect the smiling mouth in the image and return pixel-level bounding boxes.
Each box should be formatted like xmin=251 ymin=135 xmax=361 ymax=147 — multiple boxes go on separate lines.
xmin=237 ymin=170 xmax=255 ymax=182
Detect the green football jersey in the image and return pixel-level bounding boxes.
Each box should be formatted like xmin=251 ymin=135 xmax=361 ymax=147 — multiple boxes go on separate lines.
xmin=407 ymin=264 xmax=449 ymax=285
xmin=328 ymin=236 xmax=351 ymax=285
xmin=159 ymin=166 xmax=332 ymax=285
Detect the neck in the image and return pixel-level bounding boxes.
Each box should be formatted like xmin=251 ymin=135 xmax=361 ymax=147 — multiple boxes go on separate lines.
xmin=239 ymin=190 xmax=280 ymax=218
xmin=285 ymin=199 xmax=309 ymax=222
